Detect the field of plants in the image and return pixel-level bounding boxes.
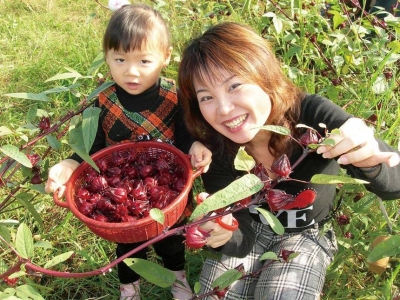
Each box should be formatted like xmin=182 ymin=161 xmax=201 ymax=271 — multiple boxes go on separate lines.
xmin=1 ymin=0 xmax=399 ymax=299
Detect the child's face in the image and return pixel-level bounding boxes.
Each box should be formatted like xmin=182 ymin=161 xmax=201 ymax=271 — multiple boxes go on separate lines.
xmin=105 ymin=46 xmax=171 ymax=95
xmin=194 ymin=68 xmax=272 ymax=145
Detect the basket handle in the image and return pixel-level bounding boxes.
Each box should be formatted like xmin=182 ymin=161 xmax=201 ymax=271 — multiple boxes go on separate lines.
xmin=192 ymin=167 xmax=203 ymax=180
xmin=53 ymin=189 xmax=69 ymax=208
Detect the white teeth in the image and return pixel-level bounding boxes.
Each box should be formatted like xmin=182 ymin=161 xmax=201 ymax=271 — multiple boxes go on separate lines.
xmin=225 ymin=115 xmax=246 ymax=128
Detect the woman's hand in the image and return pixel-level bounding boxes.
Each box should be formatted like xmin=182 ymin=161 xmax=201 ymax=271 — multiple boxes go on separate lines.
xmin=188 ymin=141 xmax=212 ymax=172
xmin=44 ymin=159 xmax=80 ymax=198
xmin=200 ymin=213 xmax=235 ymax=248
xmin=317 ymin=118 xmax=399 ymax=168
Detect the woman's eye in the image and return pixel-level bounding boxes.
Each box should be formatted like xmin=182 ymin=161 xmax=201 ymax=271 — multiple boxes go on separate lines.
xmin=199 ymin=95 xmax=212 ymax=102
xmin=229 ymin=83 xmax=241 ymax=91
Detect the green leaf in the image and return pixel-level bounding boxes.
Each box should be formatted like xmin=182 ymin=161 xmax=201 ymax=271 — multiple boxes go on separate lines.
xmin=0 ymin=126 xmax=13 ymax=137
xmin=45 ymin=71 xmax=82 ymax=82
xmin=331 ymin=129 xmax=341 ymax=135
xmin=211 ymin=269 xmax=242 ymax=289
xmin=258 ymin=125 xmax=290 ymax=136
xmin=0 ymin=145 xmax=32 ymax=168
xmin=26 ymin=105 xmax=38 ymax=123
xmin=3 ymin=92 xmax=50 ymax=101
xmin=256 ymin=208 xmax=284 ymax=235
xmin=42 ymin=84 xmax=82 ymax=94
xmin=311 ymin=174 xmax=369 ymax=185
xmin=82 ymin=107 xmax=100 ymax=153
xmin=46 ymin=135 xmax=62 ymax=150
xmin=15 ymin=284 xmax=44 ymax=300
xmin=16 ymin=193 xmax=43 ymax=228
xmin=194 ymin=282 xmax=201 ymax=294
xmin=367 ymin=236 xmax=400 ymax=262
xmin=86 ymin=81 xmax=115 ymax=102
xmin=260 ymin=251 xmax=279 ymax=261
xmin=34 ymin=240 xmax=53 ymax=249
xmin=0 ymin=225 xmax=11 ymax=248
xmin=124 ymin=258 xmax=176 ymax=288
xmin=234 ymin=147 xmax=255 ymax=172
xmin=320 ymin=138 xmax=336 ymax=146
xmin=15 ymin=223 xmax=34 ymax=259
xmin=44 ymin=251 xmax=74 ymax=269
xmin=69 ymin=122 xmax=99 ymax=172
xmin=190 ymin=174 xmax=264 ymax=221
xmin=150 ymin=208 xmax=164 ymax=225
xmin=87 ymin=52 xmax=105 ymax=76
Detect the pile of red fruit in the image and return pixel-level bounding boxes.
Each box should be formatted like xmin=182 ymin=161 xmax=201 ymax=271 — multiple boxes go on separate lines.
xmin=74 ymin=148 xmax=186 ymax=223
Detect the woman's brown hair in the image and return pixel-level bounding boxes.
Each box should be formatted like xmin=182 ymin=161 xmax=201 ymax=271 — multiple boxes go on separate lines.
xmin=178 ymin=22 xmax=305 ymax=157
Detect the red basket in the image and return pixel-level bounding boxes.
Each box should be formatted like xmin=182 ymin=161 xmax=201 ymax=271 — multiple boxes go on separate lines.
xmin=53 ymin=141 xmax=202 ymax=243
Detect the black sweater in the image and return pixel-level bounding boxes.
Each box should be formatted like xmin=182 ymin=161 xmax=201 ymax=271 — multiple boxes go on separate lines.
xmin=201 ymin=94 xmax=400 ymax=258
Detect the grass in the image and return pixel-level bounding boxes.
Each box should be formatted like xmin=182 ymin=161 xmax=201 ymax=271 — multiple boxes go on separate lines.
xmin=1 ymin=0 xmax=399 ymax=299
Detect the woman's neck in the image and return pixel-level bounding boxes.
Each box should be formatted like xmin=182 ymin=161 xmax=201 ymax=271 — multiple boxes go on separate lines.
xmin=245 ymin=130 xmax=276 ymax=176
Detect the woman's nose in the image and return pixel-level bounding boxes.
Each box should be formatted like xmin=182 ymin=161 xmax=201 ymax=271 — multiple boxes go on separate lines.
xmin=217 ymin=98 xmax=234 ymax=115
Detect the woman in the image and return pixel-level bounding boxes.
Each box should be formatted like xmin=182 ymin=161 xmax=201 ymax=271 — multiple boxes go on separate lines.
xmin=178 ymin=22 xmax=400 ymax=300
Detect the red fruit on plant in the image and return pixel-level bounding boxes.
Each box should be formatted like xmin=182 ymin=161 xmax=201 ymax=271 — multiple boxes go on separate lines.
xmin=383 ymin=71 xmax=393 ymax=80
xmin=30 ymin=173 xmax=42 ymax=184
xmin=214 ymin=287 xmax=229 ymax=299
xmin=139 ymin=164 xmax=154 ymax=178
xmin=253 ymin=163 xmax=271 ymax=190
xmin=344 ymin=231 xmax=354 ymax=239
xmin=106 ymin=187 xmax=128 ymax=204
xmin=299 ymin=129 xmax=319 ymax=146
xmin=27 ymin=153 xmax=41 ymax=166
xmin=271 ymin=154 xmax=291 ymax=178
xmin=184 ymin=225 xmax=211 ymax=249
xmin=38 ymin=116 xmax=50 ymax=131
xmin=237 ymin=196 xmax=251 ymax=206
xmin=337 ymin=214 xmax=350 ymax=225
xmin=3 ymin=277 xmax=18 ymax=286
xmin=281 ymin=189 xmax=317 ymax=210
xmin=267 ymin=189 xmax=294 ymax=211
xmin=280 ymin=249 xmax=295 ymax=262
xmin=331 ymin=78 xmax=341 ymax=86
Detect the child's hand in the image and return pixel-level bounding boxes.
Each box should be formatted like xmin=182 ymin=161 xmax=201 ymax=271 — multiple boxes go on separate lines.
xmin=189 ymin=141 xmax=212 ymax=173
xmin=44 ymin=159 xmax=80 ymax=198
xmin=317 ymin=118 xmax=400 ymax=168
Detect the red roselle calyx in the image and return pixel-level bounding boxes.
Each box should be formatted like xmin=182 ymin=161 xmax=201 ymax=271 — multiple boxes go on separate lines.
xmin=267 ymin=189 xmax=294 ymax=211
xmin=280 ymin=249 xmax=295 ymax=262
xmin=184 ymin=225 xmax=211 ymax=249
xmin=38 ymin=116 xmax=50 ymax=131
xmin=299 ymin=129 xmax=319 ymax=146
xmin=271 ymin=154 xmax=291 ymax=178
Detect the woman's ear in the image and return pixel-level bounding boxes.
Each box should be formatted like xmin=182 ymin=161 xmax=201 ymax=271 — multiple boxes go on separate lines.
xmin=163 ymin=46 xmax=173 ymax=67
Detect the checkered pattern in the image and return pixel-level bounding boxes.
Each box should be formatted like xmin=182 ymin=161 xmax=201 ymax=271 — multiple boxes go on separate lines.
xmin=98 ymin=78 xmax=178 ymax=146
xmin=198 ymin=222 xmax=337 ymax=300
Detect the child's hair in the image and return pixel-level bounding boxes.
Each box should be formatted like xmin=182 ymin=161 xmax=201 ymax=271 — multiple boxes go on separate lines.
xmin=178 ymin=22 xmax=305 ymax=157
xmin=103 ymin=4 xmax=171 ymax=55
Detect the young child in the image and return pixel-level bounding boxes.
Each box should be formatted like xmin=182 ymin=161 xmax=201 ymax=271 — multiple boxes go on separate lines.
xmin=45 ymin=4 xmax=211 ymax=300
xmin=177 ymin=22 xmax=400 ymax=299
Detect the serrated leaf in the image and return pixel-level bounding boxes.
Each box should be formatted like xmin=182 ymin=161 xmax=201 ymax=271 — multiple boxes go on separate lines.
xmin=26 ymin=105 xmax=38 ymax=123
xmin=258 ymin=125 xmax=290 ymax=135
xmin=0 ymin=225 xmax=11 ymax=248
xmin=45 ymin=72 xmax=82 ymax=82
xmin=190 ymin=174 xmax=264 ymax=221
xmin=0 ymin=126 xmax=13 ymax=136
xmin=82 ymin=107 xmax=100 ymax=153
xmin=15 ymin=223 xmax=34 ymax=259
xmin=320 ymin=138 xmax=336 ymax=146
xmin=16 ymin=193 xmax=43 ymax=228
xmin=234 ymin=147 xmax=255 ymax=172
xmin=150 ymin=208 xmax=164 ymax=225
xmin=260 ymin=251 xmax=279 ymax=261
xmin=211 ymin=269 xmax=242 ymax=289
xmin=367 ymin=235 xmax=400 ymax=262
xmin=16 ymin=284 xmax=44 ymax=300
xmin=124 ymin=258 xmax=176 ymax=288
xmin=3 ymin=92 xmax=50 ymax=101
xmin=0 ymin=145 xmax=32 ymax=168
xmin=194 ymin=282 xmax=201 ymax=294
xmin=44 ymin=251 xmax=74 ymax=269
xmin=46 ymin=135 xmax=62 ymax=150
xmin=311 ymin=174 xmax=369 ymax=185
xmin=86 ymin=81 xmax=115 ymax=102
xmin=256 ymin=208 xmax=284 ymax=235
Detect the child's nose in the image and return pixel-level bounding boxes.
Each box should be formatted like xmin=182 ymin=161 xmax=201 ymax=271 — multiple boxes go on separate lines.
xmin=125 ymin=64 xmax=140 ymax=76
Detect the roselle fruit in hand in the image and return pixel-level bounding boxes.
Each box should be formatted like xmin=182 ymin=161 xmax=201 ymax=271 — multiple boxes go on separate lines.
xmin=299 ymin=129 xmax=319 ymax=146
xmin=267 ymin=189 xmax=294 ymax=211
xmin=271 ymin=154 xmax=291 ymax=178
xmin=184 ymin=225 xmax=210 ymax=249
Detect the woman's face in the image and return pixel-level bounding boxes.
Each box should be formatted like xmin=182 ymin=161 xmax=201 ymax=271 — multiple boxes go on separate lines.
xmin=194 ymin=69 xmax=272 ymax=145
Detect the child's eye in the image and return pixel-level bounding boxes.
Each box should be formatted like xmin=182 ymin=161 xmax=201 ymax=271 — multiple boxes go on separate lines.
xmin=116 ymin=58 xmax=124 ymax=63
xmin=141 ymin=60 xmax=152 ymax=64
